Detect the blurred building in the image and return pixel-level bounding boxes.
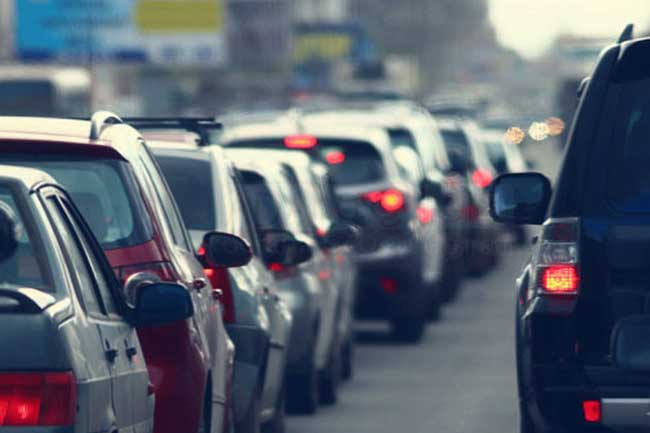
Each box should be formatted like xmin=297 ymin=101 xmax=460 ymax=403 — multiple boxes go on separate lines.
xmin=0 ymin=1 xmax=13 ymax=61
xmin=293 ymin=0 xmax=349 ymax=22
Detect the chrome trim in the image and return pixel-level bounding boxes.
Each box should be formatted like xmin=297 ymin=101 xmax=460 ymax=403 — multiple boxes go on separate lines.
xmin=602 ymin=398 xmax=649 ymax=430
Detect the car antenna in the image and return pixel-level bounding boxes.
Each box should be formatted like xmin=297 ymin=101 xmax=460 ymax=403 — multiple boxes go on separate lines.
xmin=617 ymin=23 xmax=634 ymax=43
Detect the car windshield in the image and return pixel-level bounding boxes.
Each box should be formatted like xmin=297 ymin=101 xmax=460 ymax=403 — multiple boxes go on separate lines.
xmin=0 ymin=185 xmax=51 ymax=291
xmin=155 ymin=154 xmax=216 ymax=231
xmin=2 ymin=156 xmax=153 ymax=250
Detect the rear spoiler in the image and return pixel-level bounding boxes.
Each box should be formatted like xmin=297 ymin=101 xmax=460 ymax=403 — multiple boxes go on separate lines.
xmin=0 ymin=288 xmax=56 ymax=313
xmin=122 ymin=117 xmax=222 ymax=147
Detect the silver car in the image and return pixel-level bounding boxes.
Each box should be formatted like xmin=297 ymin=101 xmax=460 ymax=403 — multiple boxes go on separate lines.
xmin=0 ymin=165 xmax=195 ymax=432
xmin=150 ymin=142 xmax=294 ymax=433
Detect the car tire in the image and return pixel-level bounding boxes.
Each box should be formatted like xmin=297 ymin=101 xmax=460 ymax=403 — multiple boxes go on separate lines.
xmin=318 ymin=340 xmax=340 ymax=405
xmin=286 ymin=342 xmax=319 ymax=415
xmin=340 ymin=337 xmax=354 ymax=381
xmin=392 ymin=315 xmax=426 ymax=343
xmin=261 ymin=384 xmax=285 ymax=433
xmin=235 ymin=386 xmax=261 ymax=433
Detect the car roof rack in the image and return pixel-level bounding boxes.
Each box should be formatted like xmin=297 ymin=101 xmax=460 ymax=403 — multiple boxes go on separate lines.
xmin=89 ymin=111 xmax=123 ymax=140
xmin=617 ymin=23 xmax=634 ymax=43
xmin=122 ymin=117 xmax=222 ymax=147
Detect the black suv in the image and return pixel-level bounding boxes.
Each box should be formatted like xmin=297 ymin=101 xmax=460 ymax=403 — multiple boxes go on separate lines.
xmin=491 ymin=32 xmax=650 ymax=433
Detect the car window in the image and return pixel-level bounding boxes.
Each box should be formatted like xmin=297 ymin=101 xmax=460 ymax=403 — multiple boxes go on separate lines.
xmin=317 ymin=139 xmax=385 ymax=185
xmin=606 ymin=77 xmax=650 ymax=212
xmin=155 ymin=154 xmax=216 ymax=232
xmin=231 ymin=171 xmax=263 ymax=255
xmin=45 ymin=196 xmax=104 ymax=316
xmin=224 ymin=171 xmax=254 ymax=246
xmin=3 ymin=156 xmax=153 ymax=250
xmin=0 ymin=186 xmax=51 ymax=291
xmin=388 ymin=128 xmax=417 ymax=150
xmin=239 ymin=170 xmax=286 ymax=231
xmin=280 ymin=168 xmax=316 ymax=235
xmin=137 ymin=143 xmax=192 ymax=250
xmin=58 ymin=196 xmax=119 ymax=316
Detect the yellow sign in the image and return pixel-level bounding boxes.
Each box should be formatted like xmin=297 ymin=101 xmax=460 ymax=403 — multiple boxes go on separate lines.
xmin=135 ymin=0 xmax=224 ymax=33
xmin=293 ymin=34 xmax=353 ymax=63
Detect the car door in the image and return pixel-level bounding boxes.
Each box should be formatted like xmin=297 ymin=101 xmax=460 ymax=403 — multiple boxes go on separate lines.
xmin=231 ymin=169 xmax=290 ymax=412
xmin=43 ymin=190 xmax=152 ymax=433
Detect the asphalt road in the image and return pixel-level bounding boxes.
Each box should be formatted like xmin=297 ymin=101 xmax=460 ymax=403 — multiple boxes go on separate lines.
xmin=286 ymin=140 xmax=560 ymax=433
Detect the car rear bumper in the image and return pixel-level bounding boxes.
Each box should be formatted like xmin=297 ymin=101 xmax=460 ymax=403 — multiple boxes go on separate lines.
xmin=354 ymin=246 xmax=427 ymax=320
xmin=226 ymin=324 xmax=270 ymax=424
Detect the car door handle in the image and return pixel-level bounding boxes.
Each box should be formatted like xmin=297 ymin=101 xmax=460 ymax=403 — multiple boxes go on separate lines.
xmin=212 ymin=288 xmax=223 ymax=301
xmin=187 ymin=278 xmax=207 ymax=291
xmin=126 ymin=346 xmax=138 ymax=359
xmin=105 ymin=348 xmax=119 ymax=363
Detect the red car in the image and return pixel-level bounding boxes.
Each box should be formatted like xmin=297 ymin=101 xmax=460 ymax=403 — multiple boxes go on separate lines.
xmin=0 ymin=112 xmax=241 ymax=433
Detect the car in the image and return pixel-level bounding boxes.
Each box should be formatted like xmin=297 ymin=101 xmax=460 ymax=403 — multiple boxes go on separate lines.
xmin=222 ymin=123 xmax=442 ymax=342
xmin=150 ymin=141 xmax=294 ymax=433
xmin=0 ymin=165 xmax=186 ymax=432
xmin=226 ymin=152 xmax=340 ymax=413
xmin=438 ymin=117 xmax=501 ymax=275
xmin=488 ymin=33 xmax=650 ymax=433
xmin=302 ymin=106 xmax=466 ymax=302
xmin=0 ymin=113 xmax=235 ymax=433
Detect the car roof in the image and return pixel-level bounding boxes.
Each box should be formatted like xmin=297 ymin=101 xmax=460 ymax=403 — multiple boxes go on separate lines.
xmin=0 ymin=117 xmax=136 ymax=161
xmin=0 ymin=165 xmax=57 ymax=191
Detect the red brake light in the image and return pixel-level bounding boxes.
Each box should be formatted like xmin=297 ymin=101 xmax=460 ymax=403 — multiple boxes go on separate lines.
xmin=0 ymin=372 xmax=76 ymax=426
xmin=541 ymin=265 xmax=579 ymax=293
xmin=325 ymin=150 xmax=346 ymax=165
xmin=416 ymin=206 xmax=434 ymax=224
xmin=582 ymin=400 xmax=601 ymax=423
xmin=362 ymin=189 xmax=404 ymax=213
xmin=471 ymin=168 xmax=493 ymax=188
xmin=380 ymin=277 xmax=398 ymax=295
xmin=284 ymin=135 xmax=317 ymax=149
xmin=268 ymin=263 xmax=284 ymax=272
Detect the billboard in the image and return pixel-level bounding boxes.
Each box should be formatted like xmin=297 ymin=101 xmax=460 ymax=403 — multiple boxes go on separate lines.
xmin=15 ymin=0 xmax=226 ymax=65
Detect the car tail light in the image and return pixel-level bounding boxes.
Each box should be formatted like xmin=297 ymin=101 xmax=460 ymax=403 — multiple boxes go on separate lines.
xmin=267 ymin=262 xmax=298 ymax=279
xmin=362 ymin=189 xmax=405 ymax=213
xmin=203 ymin=267 xmax=235 ymax=324
xmin=380 ymin=277 xmax=398 ymax=295
xmin=471 ymin=168 xmax=493 ymax=188
xmin=325 ymin=150 xmax=345 ymax=165
xmin=582 ymin=400 xmax=601 ymax=423
xmin=284 ymin=135 xmax=317 ymax=149
xmin=117 ymin=261 xmax=176 ymax=282
xmin=461 ymin=204 xmax=480 ymax=221
xmin=534 ymin=218 xmax=580 ymax=296
xmin=416 ymin=206 xmax=434 ymax=224
xmin=0 ymin=372 xmax=76 ymax=426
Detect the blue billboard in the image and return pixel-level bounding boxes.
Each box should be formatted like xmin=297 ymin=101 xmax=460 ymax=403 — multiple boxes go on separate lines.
xmin=15 ymin=0 xmax=227 ymax=65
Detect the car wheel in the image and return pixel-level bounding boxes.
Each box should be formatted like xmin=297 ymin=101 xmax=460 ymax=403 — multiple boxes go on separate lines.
xmin=235 ymin=386 xmax=261 ymax=433
xmin=286 ymin=342 xmax=319 ymax=415
xmin=261 ymin=383 xmax=285 ymax=433
xmin=340 ymin=338 xmax=354 ymax=381
xmin=318 ymin=340 xmax=340 ymax=405
xmin=392 ymin=315 xmax=426 ymax=343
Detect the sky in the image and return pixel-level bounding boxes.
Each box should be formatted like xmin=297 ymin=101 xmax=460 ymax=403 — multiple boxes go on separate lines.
xmin=488 ymin=0 xmax=650 ymax=58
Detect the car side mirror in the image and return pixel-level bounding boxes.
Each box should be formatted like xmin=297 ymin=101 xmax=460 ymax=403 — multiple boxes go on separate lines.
xmin=0 ymin=208 xmax=17 ymax=263
xmin=322 ymin=221 xmax=359 ymax=248
xmin=489 ymin=172 xmax=551 ymax=225
xmin=274 ymin=240 xmax=313 ymax=266
xmin=133 ymin=282 xmax=193 ymax=327
xmin=420 ymin=178 xmax=452 ymax=207
xmin=611 ymin=316 xmax=650 ymax=372
xmin=202 ymin=231 xmax=252 ymax=268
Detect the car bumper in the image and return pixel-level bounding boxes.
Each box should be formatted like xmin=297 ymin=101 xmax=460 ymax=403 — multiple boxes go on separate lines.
xmin=354 ymin=244 xmax=427 ymax=320
xmin=225 ymin=324 xmax=269 ymax=424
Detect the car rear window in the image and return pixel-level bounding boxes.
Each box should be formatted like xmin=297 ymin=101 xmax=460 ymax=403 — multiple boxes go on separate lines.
xmin=317 ymin=139 xmax=385 ymax=185
xmin=239 ymin=170 xmax=285 ymax=231
xmin=155 ymin=155 xmax=216 ymax=231
xmin=0 ymin=186 xmax=52 ymax=291
xmin=440 ymin=129 xmax=469 ymax=152
xmin=3 ymin=156 xmax=153 ymax=249
xmin=387 ymin=128 xmax=417 ymax=150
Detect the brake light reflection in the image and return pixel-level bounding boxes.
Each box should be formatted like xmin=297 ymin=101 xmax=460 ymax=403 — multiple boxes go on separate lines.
xmin=325 ymin=150 xmax=346 ymax=165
